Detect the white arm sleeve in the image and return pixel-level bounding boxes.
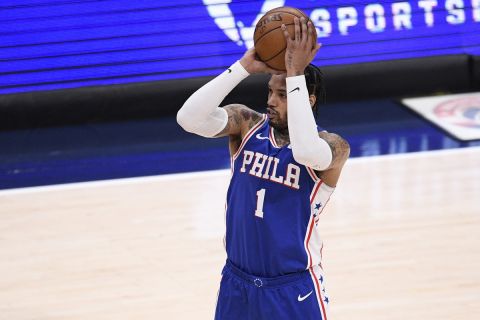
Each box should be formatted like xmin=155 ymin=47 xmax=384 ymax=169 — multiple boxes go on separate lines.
xmin=286 ymin=75 xmax=332 ymax=171
xmin=176 ymin=61 xmax=250 ymax=137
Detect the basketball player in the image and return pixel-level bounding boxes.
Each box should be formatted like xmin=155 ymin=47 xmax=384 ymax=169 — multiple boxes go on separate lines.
xmin=177 ymin=17 xmax=349 ymax=319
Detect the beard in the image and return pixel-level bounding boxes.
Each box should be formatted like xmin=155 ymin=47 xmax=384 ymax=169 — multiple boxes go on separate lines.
xmin=267 ymin=107 xmax=287 ymax=130
xmin=268 ymin=116 xmax=288 ymax=133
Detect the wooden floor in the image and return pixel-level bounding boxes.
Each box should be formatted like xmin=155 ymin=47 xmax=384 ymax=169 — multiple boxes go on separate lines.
xmin=1 ymin=147 xmax=479 ymax=320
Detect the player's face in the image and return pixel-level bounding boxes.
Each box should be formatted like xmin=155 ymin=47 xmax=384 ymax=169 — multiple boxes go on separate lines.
xmin=267 ymin=74 xmax=288 ymax=131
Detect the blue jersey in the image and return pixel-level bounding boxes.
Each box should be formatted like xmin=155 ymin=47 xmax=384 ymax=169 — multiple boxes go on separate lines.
xmin=225 ymin=114 xmax=335 ymax=277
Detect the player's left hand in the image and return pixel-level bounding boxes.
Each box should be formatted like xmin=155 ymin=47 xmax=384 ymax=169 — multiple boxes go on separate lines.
xmin=281 ymin=17 xmax=320 ymax=76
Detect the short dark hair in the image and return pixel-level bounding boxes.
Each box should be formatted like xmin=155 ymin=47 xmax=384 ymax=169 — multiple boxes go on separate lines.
xmin=304 ymin=64 xmax=326 ymax=118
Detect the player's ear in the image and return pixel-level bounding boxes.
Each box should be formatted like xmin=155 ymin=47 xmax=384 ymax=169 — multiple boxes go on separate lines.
xmin=309 ymin=95 xmax=316 ymax=108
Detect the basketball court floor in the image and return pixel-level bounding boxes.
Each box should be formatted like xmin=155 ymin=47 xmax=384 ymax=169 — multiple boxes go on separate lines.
xmin=1 ymin=146 xmax=479 ymax=320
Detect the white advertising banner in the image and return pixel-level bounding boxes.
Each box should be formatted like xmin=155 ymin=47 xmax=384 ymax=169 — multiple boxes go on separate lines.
xmin=402 ymin=92 xmax=480 ymax=141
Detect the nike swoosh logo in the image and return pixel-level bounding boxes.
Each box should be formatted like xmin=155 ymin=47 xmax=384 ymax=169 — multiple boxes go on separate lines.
xmin=288 ymin=87 xmax=300 ymax=93
xmin=227 ymin=68 xmax=232 ymax=73
xmin=256 ymin=133 xmax=269 ymax=140
xmin=297 ymin=290 xmax=313 ymax=302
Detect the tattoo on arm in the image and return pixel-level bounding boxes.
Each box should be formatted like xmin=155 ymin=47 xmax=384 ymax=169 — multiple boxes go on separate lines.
xmin=240 ymin=107 xmax=262 ymax=131
xmin=214 ymin=104 xmax=262 ymax=137
xmin=318 ymin=132 xmax=350 ymax=169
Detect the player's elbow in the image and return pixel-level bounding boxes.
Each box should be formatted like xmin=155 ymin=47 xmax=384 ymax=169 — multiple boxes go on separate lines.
xmin=293 ymin=151 xmax=331 ymax=171
xmin=292 ymin=140 xmax=332 ymax=171
xmin=176 ymin=106 xmax=195 ymax=133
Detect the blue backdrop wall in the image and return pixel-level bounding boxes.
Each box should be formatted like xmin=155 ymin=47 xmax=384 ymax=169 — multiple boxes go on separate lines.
xmin=1 ymin=0 xmax=479 ymax=95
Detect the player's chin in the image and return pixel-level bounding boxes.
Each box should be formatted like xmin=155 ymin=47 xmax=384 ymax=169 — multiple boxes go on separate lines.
xmin=268 ymin=118 xmax=275 ymax=127
xmin=267 ymin=114 xmax=277 ymax=126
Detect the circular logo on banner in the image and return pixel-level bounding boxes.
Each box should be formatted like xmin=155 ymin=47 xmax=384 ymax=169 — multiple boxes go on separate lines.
xmin=433 ymin=96 xmax=480 ymax=128
xmin=203 ymin=0 xmax=286 ymax=48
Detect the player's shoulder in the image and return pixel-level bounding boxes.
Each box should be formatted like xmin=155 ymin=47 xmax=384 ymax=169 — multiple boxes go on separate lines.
xmin=318 ymin=130 xmax=348 ymax=142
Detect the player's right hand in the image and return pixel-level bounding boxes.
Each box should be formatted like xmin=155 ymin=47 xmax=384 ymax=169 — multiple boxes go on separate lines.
xmin=282 ymin=17 xmax=320 ymax=77
xmin=239 ymin=47 xmax=283 ymax=75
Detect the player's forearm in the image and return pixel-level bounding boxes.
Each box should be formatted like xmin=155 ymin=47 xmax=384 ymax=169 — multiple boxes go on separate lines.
xmin=176 ymin=61 xmax=249 ymax=137
xmin=286 ymin=75 xmax=332 ymax=170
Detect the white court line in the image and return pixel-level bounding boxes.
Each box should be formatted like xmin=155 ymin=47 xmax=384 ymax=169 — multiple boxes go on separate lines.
xmin=1 ymin=146 xmax=479 ymax=196
xmin=0 ymin=169 xmax=230 ymax=196
xmin=348 ymin=145 xmax=480 ymax=163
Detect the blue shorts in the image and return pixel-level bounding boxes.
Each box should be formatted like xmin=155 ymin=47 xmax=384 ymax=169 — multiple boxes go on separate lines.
xmin=214 ymin=260 xmax=329 ymax=320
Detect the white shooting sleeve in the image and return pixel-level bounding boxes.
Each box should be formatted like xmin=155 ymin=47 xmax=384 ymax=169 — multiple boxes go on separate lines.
xmin=176 ymin=61 xmax=250 ymax=137
xmin=286 ymin=75 xmax=332 ymax=171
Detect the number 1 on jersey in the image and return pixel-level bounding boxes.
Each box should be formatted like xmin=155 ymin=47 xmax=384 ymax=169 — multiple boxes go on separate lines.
xmin=255 ymin=188 xmax=266 ymax=218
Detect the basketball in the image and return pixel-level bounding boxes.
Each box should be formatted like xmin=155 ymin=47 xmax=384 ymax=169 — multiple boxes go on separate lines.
xmin=254 ymin=6 xmax=317 ymax=71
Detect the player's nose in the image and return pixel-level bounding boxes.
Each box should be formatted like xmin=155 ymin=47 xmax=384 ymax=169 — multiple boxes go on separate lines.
xmin=267 ymin=94 xmax=277 ymax=107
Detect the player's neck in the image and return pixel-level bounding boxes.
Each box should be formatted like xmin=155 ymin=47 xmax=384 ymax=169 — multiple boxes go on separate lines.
xmin=273 ymin=127 xmax=290 ymax=147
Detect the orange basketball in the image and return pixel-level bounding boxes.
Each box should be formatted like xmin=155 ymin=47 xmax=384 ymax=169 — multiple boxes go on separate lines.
xmin=253 ymin=6 xmax=317 ymax=71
